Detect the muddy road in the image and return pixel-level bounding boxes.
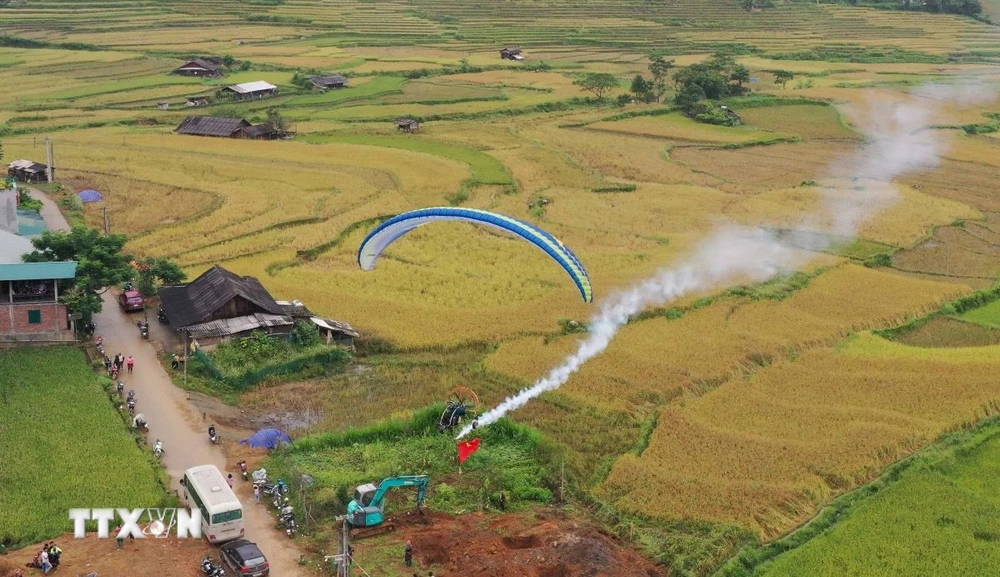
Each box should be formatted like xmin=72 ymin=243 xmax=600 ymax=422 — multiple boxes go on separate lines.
xmin=35 ymin=188 xmax=308 ymax=576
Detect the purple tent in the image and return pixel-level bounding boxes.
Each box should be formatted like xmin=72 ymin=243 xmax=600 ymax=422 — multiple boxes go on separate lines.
xmin=77 ymin=189 xmax=104 ymax=203
xmin=240 ymin=428 xmax=293 ymax=449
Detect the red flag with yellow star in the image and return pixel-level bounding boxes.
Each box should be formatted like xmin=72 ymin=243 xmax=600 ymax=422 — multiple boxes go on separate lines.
xmin=457 ymin=438 xmax=481 ymax=464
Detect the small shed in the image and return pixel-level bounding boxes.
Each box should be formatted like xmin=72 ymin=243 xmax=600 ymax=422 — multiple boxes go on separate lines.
xmin=173 ymin=58 xmax=225 ymax=78
xmin=7 ymin=159 xmax=50 ymax=183
xmin=186 ymin=96 xmax=209 ymax=107
xmin=244 ymin=123 xmax=278 ymax=141
xmin=309 ymin=74 xmax=347 ymax=90
xmin=395 ymin=117 xmax=421 ymax=133
xmin=309 ymin=316 xmax=358 ymax=348
xmin=500 ymin=47 xmax=524 ymax=61
xmin=157 ymin=101 xmax=170 ymax=110
xmin=222 ymin=81 xmax=278 ymax=101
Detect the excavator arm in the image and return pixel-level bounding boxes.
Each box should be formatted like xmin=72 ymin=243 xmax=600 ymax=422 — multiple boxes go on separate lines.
xmin=371 ymin=475 xmax=430 ymax=509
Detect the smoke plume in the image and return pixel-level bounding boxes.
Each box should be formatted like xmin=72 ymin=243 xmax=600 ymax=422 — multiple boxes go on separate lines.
xmin=457 ymin=82 xmax=996 ymax=439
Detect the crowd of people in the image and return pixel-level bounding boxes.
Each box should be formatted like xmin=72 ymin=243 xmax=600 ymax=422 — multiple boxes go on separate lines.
xmin=26 ymin=542 xmax=61 ymax=574
xmin=103 ymin=353 xmax=135 ymax=378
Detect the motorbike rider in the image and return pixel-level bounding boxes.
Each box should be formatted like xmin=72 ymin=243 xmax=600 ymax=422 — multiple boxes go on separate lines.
xmin=208 ymin=424 xmax=217 ymax=441
xmin=133 ymin=413 xmax=147 ymax=430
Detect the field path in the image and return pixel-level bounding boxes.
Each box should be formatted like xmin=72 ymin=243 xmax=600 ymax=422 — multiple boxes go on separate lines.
xmin=32 ymin=187 xmax=308 ymax=577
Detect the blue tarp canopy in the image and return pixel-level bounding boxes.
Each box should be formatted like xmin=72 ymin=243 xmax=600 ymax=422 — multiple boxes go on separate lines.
xmin=241 ymin=428 xmax=292 ymax=449
xmin=77 ymin=189 xmax=103 ymax=203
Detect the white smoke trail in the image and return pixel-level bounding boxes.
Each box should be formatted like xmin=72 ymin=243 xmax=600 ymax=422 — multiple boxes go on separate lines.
xmin=457 ymin=82 xmax=996 ymax=439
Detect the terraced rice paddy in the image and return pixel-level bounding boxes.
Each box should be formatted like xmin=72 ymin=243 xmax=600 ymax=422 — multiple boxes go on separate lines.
xmin=5 ymin=0 xmax=1000 ymax=574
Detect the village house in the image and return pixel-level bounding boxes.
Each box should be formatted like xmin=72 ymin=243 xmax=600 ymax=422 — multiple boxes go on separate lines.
xmin=309 ymin=74 xmax=347 ymax=90
xmin=158 ymin=265 xmax=356 ymax=348
xmin=186 ymin=96 xmax=210 ymax=107
xmin=0 ymin=227 xmax=77 ymax=342
xmin=221 ymin=80 xmax=278 ymax=101
xmin=395 ymin=117 xmax=421 ymax=133
xmin=7 ymin=159 xmax=51 ymax=183
xmin=500 ymin=47 xmax=524 ymax=61
xmin=172 ymin=57 xmax=225 ymax=78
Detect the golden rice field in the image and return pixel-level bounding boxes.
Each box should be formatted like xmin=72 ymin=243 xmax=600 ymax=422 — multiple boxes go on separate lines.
xmin=600 ymin=332 xmax=1000 ymax=539
xmin=6 ymin=1 xmax=1000 ymax=572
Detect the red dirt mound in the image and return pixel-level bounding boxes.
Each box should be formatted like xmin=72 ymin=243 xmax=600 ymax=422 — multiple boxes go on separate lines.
xmin=383 ymin=508 xmax=665 ymax=577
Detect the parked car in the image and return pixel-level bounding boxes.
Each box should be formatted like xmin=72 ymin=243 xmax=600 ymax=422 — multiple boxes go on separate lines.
xmin=118 ymin=289 xmax=144 ymax=312
xmin=220 ymin=539 xmax=270 ymax=577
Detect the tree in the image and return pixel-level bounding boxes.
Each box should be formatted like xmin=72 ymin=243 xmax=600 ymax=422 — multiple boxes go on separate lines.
xmin=730 ymin=64 xmax=751 ymax=89
xmin=573 ymin=73 xmax=620 ymax=99
xmin=630 ymin=75 xmax=655 ymax=103
xmin=133 ymin=256 xmax=186 ymax=297
xmin=648 ymin=55 xmax=674 ymax=102
xmin=266 ymin=108 xmax=289 ymax=132
xmin=23 ymin=228 xmax=134 ymax=323
xmin=674 ymin=83 xmax=706 ymax=114
xmin=774 ymin=70 xmax=794 ymax=89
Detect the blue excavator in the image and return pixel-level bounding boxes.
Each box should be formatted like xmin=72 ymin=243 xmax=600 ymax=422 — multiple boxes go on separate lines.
xmin=346 ymin=475 xmax=429 ymax=538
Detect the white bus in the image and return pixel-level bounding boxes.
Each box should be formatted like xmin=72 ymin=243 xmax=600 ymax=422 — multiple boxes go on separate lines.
xmin=182 ymin=465 xmax=245 ymax=544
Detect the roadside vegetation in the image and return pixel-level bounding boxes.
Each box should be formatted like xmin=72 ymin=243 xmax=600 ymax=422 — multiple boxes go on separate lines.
xmin=0 ymin=347 xmax=168 ymax=549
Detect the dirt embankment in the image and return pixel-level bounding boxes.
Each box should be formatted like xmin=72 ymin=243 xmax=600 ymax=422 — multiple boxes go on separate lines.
xmin=380 ymin=508 xmax=666 ymax=577
xmin=0 ymin=534 xmax=213 ymax=577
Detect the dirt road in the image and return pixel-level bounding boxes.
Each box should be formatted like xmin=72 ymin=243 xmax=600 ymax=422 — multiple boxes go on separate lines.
xmin=33 ymin=188 xmax=307 ymax=576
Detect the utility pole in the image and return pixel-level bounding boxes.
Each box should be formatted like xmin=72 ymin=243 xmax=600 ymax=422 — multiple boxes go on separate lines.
xmin=103 ymin=206 xmax=110 ymax=234
xmin=183 ymin=330 xmax=189 ymax=389
xmin=342 ymin=516 xmax=351 ymax=577
xmin=44 ymin=138 xmax=53 ymax=183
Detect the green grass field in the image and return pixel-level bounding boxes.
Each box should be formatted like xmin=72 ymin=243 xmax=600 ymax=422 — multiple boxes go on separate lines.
xmin=0 ymin=347 xmax=167 ymax=548
xmin=752 ymin=419 xmax=1000 ymax=576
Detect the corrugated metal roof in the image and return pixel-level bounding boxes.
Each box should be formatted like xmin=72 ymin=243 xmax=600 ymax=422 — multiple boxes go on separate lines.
xmin=310 ymin=316 xmax=359 ymax=338
xmin=227 ymin=81 xmax=277 ymax=94
xmin=185 ymin=313 xmax=293 ymax=339
xmin=0 ymin=229 xmax=34 ymax=263
xmin=0 ymin=261 xmax=77 ymax=281
xmin=175 ymin=116 xmax=250 ymax=137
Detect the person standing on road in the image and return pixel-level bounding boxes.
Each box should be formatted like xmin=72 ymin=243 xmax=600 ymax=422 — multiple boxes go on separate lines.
xmin=404 ymin=540 xmax=413 ymax=567
xmin=126 ymin=355 xmax=134 ymax=374
xmin=115 ymin=524 xmax=124 ymax=549
xmin=253 ymin=483 xmax=261 ymax=504
xmin=171 ymin=354 xmax=180 ymax=370
xmin=227 ymin=474 xmax=234 ymax=489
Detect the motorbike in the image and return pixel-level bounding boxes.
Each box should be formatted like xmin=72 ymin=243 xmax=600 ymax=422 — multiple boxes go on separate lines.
xmin=200 ymin=555 xmax=224 ymax=577
xmin=208 ymin=426 xmax=221 ymax=445
xmin=138 ymin=321 xmax=149 ymax=339
xmin=116 ymin=381 xmax=125 ymax=396
xmin=261 ymin=478 xmax=288 ymax=497
xmin=134 ymin=414 xmax=149 ymax=432
xmin=127 ymin=398 xmax=136 ymax=415
xmin=285 ymin=516 xmax=297 ymax=538
xmin=157 ymin=307 xmax=168 ymax=324
xmin=238 ymin=460 xmax=249 ymax=481
xmin=153 ymin=439 xmax=164 ymax=459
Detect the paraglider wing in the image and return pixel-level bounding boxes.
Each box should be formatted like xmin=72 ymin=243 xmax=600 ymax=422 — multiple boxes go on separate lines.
xmin=357 ymin=207 xmax=593 ymax=302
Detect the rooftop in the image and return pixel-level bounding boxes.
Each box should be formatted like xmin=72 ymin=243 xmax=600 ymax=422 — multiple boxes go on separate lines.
xmin=175 ymin=116 xmax=250 ymax=137
xmin=226 ymin=81 xmax=277 ymax=94
xmin=0 ymin=229 xmax=35 ymax=264
xmin=0 ymin=261 xmax=78 ymax=281
xmin=158 ymin=264 xmax=285 ymax=329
